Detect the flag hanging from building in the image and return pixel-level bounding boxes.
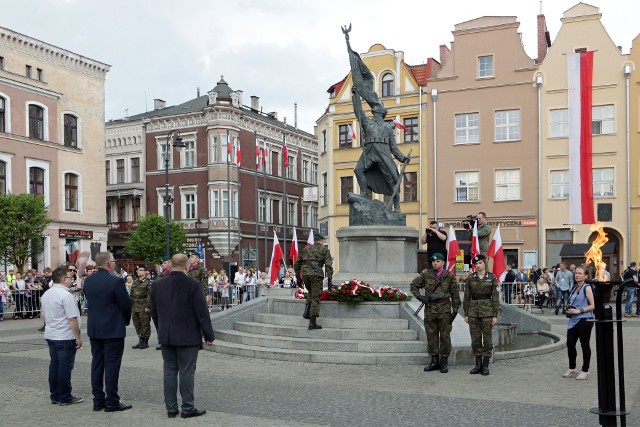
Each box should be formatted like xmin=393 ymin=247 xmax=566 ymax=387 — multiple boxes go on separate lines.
xmin=269 ymin=231 xmax=284 ymax=285
xmin=446 ymin=225 xmax=461 ymax=273
xmin=236 ymin=139 xmax=242 ymax=167
xmin=567 ymin=51 xmax=595 ymax=224
xmin=255 ymin=143 xmax=260 ymax=169
xmin=283 ymin=137 xmax=289 ymax=169
xmin=487 ymin=225 xmax=506 ymax=281
xmin=227 ymin=136 xmax=232 ymax=163
xmin=290 ymin=227 xmax=299 ymax=263
xmin=262 ymin=140 xmax=268 ymax=166
xmin=393 ymin=119 xmax=406 ymax=130
xmin=347 ymin=124 xmax=356 ymax=141
xmin=306 ymin=230 xmax=314 ymax=247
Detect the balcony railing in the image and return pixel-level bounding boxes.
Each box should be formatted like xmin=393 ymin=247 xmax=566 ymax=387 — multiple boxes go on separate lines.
xmin=108 ymin=221 xmax=136 ymax=232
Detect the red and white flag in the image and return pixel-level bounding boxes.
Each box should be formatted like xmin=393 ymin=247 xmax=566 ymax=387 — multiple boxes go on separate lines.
xmin=567 ymin=51 xmax=595 ymax=224
xmin=235 ymin=139 xmax=242 ymax=167
xmin=347 ymin=124 xmax=356 ymax=141
xmin=290 ymin=227 xmax=299 ymax=264
xmin=446 ymin=225 xmax=461 ymax=273
xmin=306 ymin=230 xmax=314 ymax=247
xmin=226 ymin=136 xmax=232 ymax=163
xmin=487 ymin=225 xmax=507 ymax=281
xmin=470 ymin=221 xmax=480 ymax=270
xmin=262 ymin=140 xmax=268 ymax=166
xmin=283 ymin=137 xmax=289 ymax=169
xmin=255 ymin=144 xmax=260 ymax=169
xmin=269 ymin=231 xmax=284 ymax=285
xmin=393 ymin=119 xmax=406 ymax=130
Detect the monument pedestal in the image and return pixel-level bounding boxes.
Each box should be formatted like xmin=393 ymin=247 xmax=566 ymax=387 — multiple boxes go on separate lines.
xmin=333 ymin=225 xmax=419 ymax=290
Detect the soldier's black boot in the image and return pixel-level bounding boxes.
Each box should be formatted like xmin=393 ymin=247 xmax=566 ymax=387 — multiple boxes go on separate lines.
xmin=132 ymin=338 xmax=142 ymax=349
xmin=424 ymin=355 xmax=440 ymax=372
xmin=481 ymin=357 xmax=490 ymax=376
xmin=439 ymin=356 xmax=449 ymax=373
xmin=469 ymin=356 xmax=482 ymax=374
xmin=139 ymin=338 xmax=149 ymax=349
xmin=308 ymin=316 xmax=322 ymax=330
xmin=302 ymin=303 xmax=311 ymax=320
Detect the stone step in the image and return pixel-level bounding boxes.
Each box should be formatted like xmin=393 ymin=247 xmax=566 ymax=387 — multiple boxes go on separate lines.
xmin=234 ymin=321 xmax=418 ymax=341
xmin=270 ymin=298 xmax=402 ymax=318
xmin=253 ymin=313 xmax=410 ymax=330
xmin=211 ymin=340 xmax=429 ymax=365
xmin=216 ymin=330 xmax=427 ymax=353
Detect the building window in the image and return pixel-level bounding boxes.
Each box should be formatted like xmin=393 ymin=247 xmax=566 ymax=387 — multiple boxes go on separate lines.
xmin=26 ymin=65 xmax=32 ymax=78
xmin=478 ymin=55 xmax=494 ymax=78
xmin=592 ymin=105 xmax=614 ymax=135
xmin=0 ymin=160 xmax=6 ymax=195
xmin=28 ymin=104 xmax=44 ymax=140
xmin=130 ymin=157 xmax=140 ymax=183
xmin=322 ymin=129 xmax=327 ymax=153
xmin=321 ymin=172 xmax=328 ymax=206
xmin=302 ymin=160 xmax=309 ymax=183
xmin=302 ymin=204 xmax=309 ymax=227
xmin=495 ymin=169 xmax=521 ymax=201
xmin=403 ymin=172 xmax=417 ymax=202
xmin=117 ymin=198 xmax=126 ymax=221
xmin=132 ymin=197 xmax=141 ymax=221
xmin=158 ymin=189 xmax=174 ymax=219
xmin=64 ymin=173 xmax=79 ymax=211
xmin=158 ymin=143 xmax=171 ymax=170
xmin=403 ymin=117 xmax=418 ymax=142
xmin=183 ymin=193 xmax=196 ymax=219
xmin=222 ymin=190 xmax=237 ymax=217
xmin=63 ymin=114 xmax=77 ymax=147
xmin=455 ymin=171 xmax=479 ymax=202
xmin=221 ymin=134 xmax=230 ymax=162
xmin=593 ymin=168 xmax=614 ymax=198
xmin=30 ymin=167 xmax=45 ymax=195
xmin=116 ymin=159 xmax=125 ymax=183
xmin=311 ymin=162 xmax=318 ymax=185
xmin=340 ymin=176 xmax=353 ymax=204
xmin=258 ymin=195 xmax=267 ymax=222
xmin=287 ymin=156 xmax=295 ymax=179
xmin=0 ymin=96 xmax=5 ymax=133
xmin=211 ymin=190 xmax=220 ymax=217
xmin=311 ymin=206 xmax=318 ymax=228
xmin=495 ymin=109 xmax=520 ymax=142
xmin=382 ymin=73 xmax=394 ymax=97
xmin=288 ymin=201 xmax=296 ymax=226
xmin=37 ymin=68 xmax=43 ymax=81
xmin=455 ymin=113 xmax=479 ymax=144
xmin=338 ymin=124 xmax=352 ymax=149
xmin=106 ymin=199 xmax=112 ymax=223
xmin=210 ymin=135 xmax=218 ymax=162
xmin=105 ymin=160 xmax=110 ymax=184
xmin=184 ymin=140 xmax=195 ymax=167
xmin=550 ymin=170 xmax=569 ymax=199
xmin=0 ymin=56 xmax=4 ymax=70
xmin=549 ymin=108 xmax=568 ymax=138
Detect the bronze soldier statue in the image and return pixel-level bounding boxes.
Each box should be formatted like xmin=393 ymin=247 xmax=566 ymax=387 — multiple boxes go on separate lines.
xmin=410 ymin=253 xmax=460 ymax=373
xmin=294 ymin=231 xmax=333 ymax=330
xmin=131 ymin=265 xmax=152 ymax=349
xmin=463 ymin=255 xmax=500 ymax=375
xmin=186 ymin=253 xmax=208 ymax=296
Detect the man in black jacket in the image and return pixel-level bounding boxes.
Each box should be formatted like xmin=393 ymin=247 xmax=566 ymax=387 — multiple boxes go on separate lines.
xmin=83 ymin=252 xmax=132 ymax=412
xmin=151 ymin=253 xmax=215 ymax=419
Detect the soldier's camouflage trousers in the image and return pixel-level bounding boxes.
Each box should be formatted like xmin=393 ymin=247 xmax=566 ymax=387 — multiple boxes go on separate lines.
xmin=424 ymin=315 xmax=452 ymax=356
xmin=132 ymin=310 xmax=151 ymax=339
xmin=305 ymin=276 xmax=323 ymax=317
xmin=468 ymin=316 xmax=493 ymax=357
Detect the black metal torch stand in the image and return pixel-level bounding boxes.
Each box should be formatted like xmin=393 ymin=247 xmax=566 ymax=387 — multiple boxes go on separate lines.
xmin=590 ymin=280 xmax=631 ymax=426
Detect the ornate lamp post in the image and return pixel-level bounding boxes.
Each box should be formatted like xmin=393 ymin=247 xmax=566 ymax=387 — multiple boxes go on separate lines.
xmin=164 ymin=130 xmax=185 ymax=259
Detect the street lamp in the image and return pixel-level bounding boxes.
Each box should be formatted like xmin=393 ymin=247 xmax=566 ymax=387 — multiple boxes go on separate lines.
xmin=164 ymin=129 xmax=185 ymax=259
xmin=195 ymin=217 xmax=203 ymax=258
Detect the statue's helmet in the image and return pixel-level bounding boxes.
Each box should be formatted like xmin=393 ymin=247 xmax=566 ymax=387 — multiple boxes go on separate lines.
xmin=371 ymin=104 xmax=387 ymax=118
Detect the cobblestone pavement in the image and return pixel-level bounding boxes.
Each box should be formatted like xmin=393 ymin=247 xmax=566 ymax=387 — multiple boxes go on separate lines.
xmin=1 ymin=315 xmax=640 ymax=426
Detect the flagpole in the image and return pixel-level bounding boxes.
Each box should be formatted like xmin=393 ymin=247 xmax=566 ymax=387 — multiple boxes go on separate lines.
xmin=254 ymin=131 xmax=259 ymax=270
xmin=226 ymin=129 xmax=231 ymax=280
xmin=263 ymin=140 xmax=268 ymax=270
xmin=282 ymin=133 xmax=287 ymax=268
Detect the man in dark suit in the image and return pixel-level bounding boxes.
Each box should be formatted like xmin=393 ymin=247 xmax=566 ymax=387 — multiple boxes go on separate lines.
xmin=83 ymin=251 xmax=132 ymax=412
xmin=151 ymin=253 xmax=214 ymax=419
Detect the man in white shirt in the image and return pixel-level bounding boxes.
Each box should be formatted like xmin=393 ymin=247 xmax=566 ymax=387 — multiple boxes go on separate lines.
xmin=41 ymin=266 xmax=83 ymax=406
xmin=234 ymin=267 xmax=246 ymax=305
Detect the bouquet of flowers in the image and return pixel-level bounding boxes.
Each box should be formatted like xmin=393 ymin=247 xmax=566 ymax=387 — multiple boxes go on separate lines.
xmin=293 ymin=287 xmax=307 ymax=299
xmin=318 ymin=279 xmax=411 ymax=305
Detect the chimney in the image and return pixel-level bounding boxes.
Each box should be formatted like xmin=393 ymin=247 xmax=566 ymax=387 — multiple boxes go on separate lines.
xmin=439 ymin=44 xmax=450 ymax=66
xmin=154 ymin=99 xmax=166 ymax=110
xmin=268 ymin=111 xmax=278 ymax=120
xmin=250 ymin=95 xmax=259 ymax=111
xmin=197 ymin=87 xmax=200 ymax=97
xmin=536 ymin=14 xmax=551 ymax=64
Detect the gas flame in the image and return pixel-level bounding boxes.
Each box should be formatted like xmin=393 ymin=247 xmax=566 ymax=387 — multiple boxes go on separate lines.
xmin=585 ymin=222 xmax=608 ymax=281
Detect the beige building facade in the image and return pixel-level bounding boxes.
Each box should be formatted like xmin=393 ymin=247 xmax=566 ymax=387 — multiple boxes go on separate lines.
xmin=629 ymin=35 xmax=640 ymax=263
xmin=0 ymin=26 xmax=110 ymax=269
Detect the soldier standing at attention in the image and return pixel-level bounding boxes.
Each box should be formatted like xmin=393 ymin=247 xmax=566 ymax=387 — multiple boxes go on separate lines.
xmin=410 ymin=253 xmax=460 ymax=373
xmin=294 ymin=231 xmax=333 ymax=330
xmin=187 ymin=253 xmax=208 ymax=296
xmin=463 ymin=254 xmax=500 ymax=376
xmin=160 ymin=256 xmax=172 ymax=278
xmin=131 ymin=265 xmax=152 ymax=349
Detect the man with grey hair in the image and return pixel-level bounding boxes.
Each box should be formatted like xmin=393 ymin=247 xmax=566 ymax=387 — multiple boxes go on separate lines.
xmin=83 ymin=251 xmax=132 ymax=412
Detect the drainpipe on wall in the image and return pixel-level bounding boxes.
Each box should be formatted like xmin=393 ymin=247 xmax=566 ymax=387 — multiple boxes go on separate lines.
xmin=418 ymin=86 xmax=423 ymax=245
xmin=431 ymin=89 xmax=438 ymax=222
xmin=536 ymin=75 xmax=543 ymax=267
xmin=624 ymin=64 xmax=631 ymax=264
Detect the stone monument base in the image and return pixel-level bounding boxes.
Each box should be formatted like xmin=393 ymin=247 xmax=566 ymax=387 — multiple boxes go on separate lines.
xmin=333 ymin=225 xmax=419 ymax=291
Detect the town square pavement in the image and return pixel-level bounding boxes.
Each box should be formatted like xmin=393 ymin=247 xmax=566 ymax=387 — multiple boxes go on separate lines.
xmin=1 ymin=312 xmax=640 ymax=426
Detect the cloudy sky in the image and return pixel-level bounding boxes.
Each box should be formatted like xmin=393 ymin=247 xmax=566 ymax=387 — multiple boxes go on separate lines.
xmin=2 ymin=0 xmax=638 ymax=132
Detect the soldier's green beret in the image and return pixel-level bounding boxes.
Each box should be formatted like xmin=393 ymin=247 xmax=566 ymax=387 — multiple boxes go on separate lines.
xmin=161 ymin=256 xmax=171 ymax=262
xmin=313 ymin=230 xmax=325 ymax=240
xmin=430 ymin=253 xmax=444 ymax=261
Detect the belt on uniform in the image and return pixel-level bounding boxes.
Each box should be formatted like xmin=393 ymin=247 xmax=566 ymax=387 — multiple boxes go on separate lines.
xmin=471 ymin=295 xmax=492 ymax=301
xmin=364 ymin=137 xmax=386 ymax=146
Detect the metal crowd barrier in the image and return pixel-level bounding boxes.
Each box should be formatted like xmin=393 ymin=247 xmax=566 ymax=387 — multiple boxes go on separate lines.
xmin=1 ymin=288 xmax=85 ymax=318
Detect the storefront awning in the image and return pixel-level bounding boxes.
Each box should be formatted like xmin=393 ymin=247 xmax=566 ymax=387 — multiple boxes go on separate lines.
xmin=559 ymin=243 xmax=616 ymax=257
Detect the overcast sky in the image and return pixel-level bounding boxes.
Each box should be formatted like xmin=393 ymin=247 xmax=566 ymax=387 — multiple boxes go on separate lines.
xmin=2 ymin=0 xmax=638 ymax=132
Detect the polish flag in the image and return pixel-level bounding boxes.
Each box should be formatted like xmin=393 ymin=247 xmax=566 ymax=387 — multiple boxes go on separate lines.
xmin=306 ymin=230 xmax=314 ymax=247
xmin=235 ymin=139 xmax=242 ymax=167
xmin=487 ymin=224 xmax=507 ymax=281
xmin=470 ymin=221 xmax=480 ymax=270
xmin=283 ymin=137 xmax=289 ymax=169
xmin=567 ymin=51 xmax=595 ymax=224
xmin=227 ymin=136 xmax=232 ymax=163
xmin=445 ymin=225 xmax=461 ymax=273
xmin=393 ymin=119 xmax=406 ymax=130
xmin=269 ymin=231 xmax=284 ymax=285
xmin=262 ymin=141 xmax=268 ymax=166
xmin=290 ymin=227 xmax=299 ymax=263
xmin=347 ymin=124 xmax=356 ymax=141
xmin=255 ymin=144 xmax=260 ymax=169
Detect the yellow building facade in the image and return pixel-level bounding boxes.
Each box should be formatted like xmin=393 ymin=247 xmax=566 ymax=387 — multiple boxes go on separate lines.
xmin=630 ymin=35 xmax=640 ymax=263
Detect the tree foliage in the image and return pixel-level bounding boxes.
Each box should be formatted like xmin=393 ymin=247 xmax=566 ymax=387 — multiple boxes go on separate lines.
xmin=0 ymin=194 xmax=51 ymax=274
xmin=125 ymin=214 xmax=186 ymax=265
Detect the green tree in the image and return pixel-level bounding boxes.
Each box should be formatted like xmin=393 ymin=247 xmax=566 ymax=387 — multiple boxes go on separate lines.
xmin=0 ymin=194 xmax=51 ymax=274
xmin=125 ymin=214 xmax=186 ymax=265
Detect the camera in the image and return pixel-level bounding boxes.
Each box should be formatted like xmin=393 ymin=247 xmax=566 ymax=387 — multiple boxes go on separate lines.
xmin=565 ymin=305 xmax=576 ymax=318
xmin=426 ymin=228 xmax=434 ymax=236
xmin=463 ymin=215 xmax=477 ymax=230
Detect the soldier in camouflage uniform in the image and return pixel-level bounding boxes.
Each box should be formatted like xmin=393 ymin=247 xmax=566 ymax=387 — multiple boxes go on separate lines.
xmin=160 ymin=256 xmax=171 ymax=277
xmin=294 ymin=231 xmax=333 ymax=330
xmin=131 ymin=265 xmax=152 ymax=349
xmin=410 ymin=253 xmax=460 ymax=373
xmin=186 ymin=253 xmax=208 ymax=296
xmin=463 ymin=254 xmax=500 ymax=375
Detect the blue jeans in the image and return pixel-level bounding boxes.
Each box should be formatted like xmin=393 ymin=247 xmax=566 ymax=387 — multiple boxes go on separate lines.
xmin=627 ymin=286 xmax=638 ymax=314
xmin=162 ymin=345 xmax=200 ymax=413
xmin=243 ymin=285 xmax=255 ymax=302
xmin=556 ymin=290 xmax=570 ymax=311
xmin=46 ymin=339 xmax=78 ymax=403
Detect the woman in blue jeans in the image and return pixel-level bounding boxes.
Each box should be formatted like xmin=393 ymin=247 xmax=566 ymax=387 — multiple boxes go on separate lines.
xmin=562 ymin=267 xmax=595 ymax=381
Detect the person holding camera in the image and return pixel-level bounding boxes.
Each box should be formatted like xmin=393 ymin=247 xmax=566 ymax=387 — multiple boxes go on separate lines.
xmin=464 ymin=212 xmax=491 ymax=255
xmin=410 ymin=253 xmax=460 ymax=374
xmin=562 ymin=266 xmax=595 ymax=381
xmin=421 ymin=221 xmax=448 ymax=266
